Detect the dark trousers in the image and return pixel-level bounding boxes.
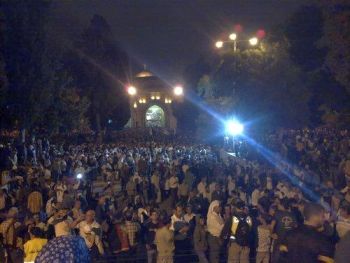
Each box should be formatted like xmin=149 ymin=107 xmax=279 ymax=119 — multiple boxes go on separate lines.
xmin=175 ymin=239 xmax=191 ymax=263
xmin=208 ymin=234 xmax=221 ymax=263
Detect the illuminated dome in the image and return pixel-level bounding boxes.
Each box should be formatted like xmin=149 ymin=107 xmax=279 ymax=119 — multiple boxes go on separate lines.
xmin=134 ymin=70 xmax=170 ymax=92
xmin=135 ymin=70 xmax=153 ymax=78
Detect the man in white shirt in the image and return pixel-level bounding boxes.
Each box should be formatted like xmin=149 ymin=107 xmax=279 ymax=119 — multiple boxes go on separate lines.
xmin=76 ymin=210 xmax=104 ymax=258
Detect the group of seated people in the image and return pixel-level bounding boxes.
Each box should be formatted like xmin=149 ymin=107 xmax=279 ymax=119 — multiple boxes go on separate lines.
xmin=0 ymin=127 xmax=349 ymax=263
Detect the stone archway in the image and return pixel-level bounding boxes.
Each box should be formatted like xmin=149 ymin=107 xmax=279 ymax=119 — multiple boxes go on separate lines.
xmin=145 ymin=105 xmax=165 ymax=127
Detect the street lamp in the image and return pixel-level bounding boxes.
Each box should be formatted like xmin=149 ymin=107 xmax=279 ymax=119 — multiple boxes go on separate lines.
xmin=215 ymin=41 xmax=224 ymax=49
xmin=225 ymin=119 xmax=244 ymax=136
xmin=127 ymin=86 xmax=137 ymax=95
xmin=229 ymin=33 xmax=237 ymax=40
xmin=174 ymin=86 xmax=183 ymax=96
xmin=249 ymin=37 xmax=258 ymax=46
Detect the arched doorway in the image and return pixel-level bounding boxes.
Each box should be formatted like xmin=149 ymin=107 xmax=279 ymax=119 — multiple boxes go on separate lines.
xmin=145 ymin=105 xmax=165 ymax=127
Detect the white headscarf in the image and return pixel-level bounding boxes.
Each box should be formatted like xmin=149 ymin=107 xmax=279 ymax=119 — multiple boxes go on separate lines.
xmin=207 ymin=200 xmax=224 ymax=237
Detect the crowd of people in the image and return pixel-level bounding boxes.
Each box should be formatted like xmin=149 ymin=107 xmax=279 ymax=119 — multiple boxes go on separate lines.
xmin=0 ymin=127 xmax=349 ymax=263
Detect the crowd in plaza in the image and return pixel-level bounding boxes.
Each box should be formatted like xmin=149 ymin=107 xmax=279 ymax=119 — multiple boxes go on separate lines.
xmin=0 ymin=127 xmax=349 ymax=263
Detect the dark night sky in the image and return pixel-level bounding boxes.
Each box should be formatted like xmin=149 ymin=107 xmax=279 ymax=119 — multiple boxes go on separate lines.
xmin=50 ymin=0 xmax=312 ymax=82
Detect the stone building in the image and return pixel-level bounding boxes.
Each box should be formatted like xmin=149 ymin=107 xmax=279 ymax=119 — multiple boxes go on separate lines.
xmin=126 ymin=70 xmax=183 ymax=130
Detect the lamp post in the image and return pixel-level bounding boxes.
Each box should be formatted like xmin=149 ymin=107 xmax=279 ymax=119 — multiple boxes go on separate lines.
xmin=229 ymin=33 xmax=237 ymax=52
xmin=215 ymin=33 xmax=260 ymax=51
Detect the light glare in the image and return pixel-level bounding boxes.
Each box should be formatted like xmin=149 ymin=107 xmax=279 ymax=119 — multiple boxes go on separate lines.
xmin=249 ymin=37 xmax=258 ymax=46
xmin=215 ymin=41 xmax=224 ymax=48
xmin=127 ymin=86 xmax=137 ymax=95
xmin=225 ymin=120 xmax=244 ymax=136
xmin=229 ymin=33 xmax=237 ymax=40
xmin=174 ymin=86 xmax=183 ymax=96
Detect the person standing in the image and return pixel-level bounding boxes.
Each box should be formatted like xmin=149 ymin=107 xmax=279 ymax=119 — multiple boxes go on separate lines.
xmin=255 ymin=215 xmax=273 ymax=263
xmin=75 ymin=210 xmax=104 ymax=259
xmin=169 ymin=173 xmax=179 ymax=202
xmin=145 ymin=210 xmax=160 ymax=263
xmin=27 ymin=187 xmax=43 ymax=214
xmin=336 ymin=203 xmax=350 ymax=239
xmin=171 ymin=205 xmax=190 ymax=263
xmin=279 ymin=203 xmax=334 ymax=263
xmin=211 ymin=183 xmax=226 ymax=203
xmin=207 ymin=200 xmax=224 ymax=263
xmin=124 ymin=211 xmax=141 ymax=251
xmin=271 ymin=198 xmax=297 ymax=262
xmin=221 ymin=201 xmax=252 ymax=263
xmin=194 ymin=215 xmax=209 ymax=263
xmin=23 ymin=227 xmax=47 ymax=263
xmin=155 ymin=216 xmax=175 ymax=263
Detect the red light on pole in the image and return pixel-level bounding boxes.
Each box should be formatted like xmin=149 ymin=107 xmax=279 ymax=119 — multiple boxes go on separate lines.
xmin=256 ymin=29 xmax=266 ymax=39
xmin=234 ymin=24 xmax=243 ymax=33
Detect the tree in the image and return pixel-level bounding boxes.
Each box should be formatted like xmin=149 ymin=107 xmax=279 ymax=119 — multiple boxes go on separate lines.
xmin=285 ymin=5 xmax=326 ymax=72
xmin=210 ymin=42 xmax=311 ymax=131
xmin=194 ymin=41 xmax=310 ymax=137
xmin=172 ymin=56 xmax=211 ymax=132
xmin=0 ymin=12 xmax=8 ymax=128
xmin=68 ymin=14 xmax=130 ymax=135
xmin=284 ymin=3 xmax=350 ymax=124
xmin=36 ymin=68 xmax=90 ymax=135
xmin=1 ymin=0 xmax=52 ymax=135
xmin=321 ymin=0 xmax=350 ymax=95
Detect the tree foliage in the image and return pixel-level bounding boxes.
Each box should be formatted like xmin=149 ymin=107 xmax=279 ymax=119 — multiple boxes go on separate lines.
xmin=197 ymin=41 xmax=311 ymax=135
xmin=36 ymin=68 xmax=90 ymax=134
xmin=172 ymin=56 xmax=211 ymax=132
xmin=0 ymin=12 xmax=8 ymax=125
xmin=1 ymin=0 xmax=52 ymax=129
xmin=321 ymin=0 xmax=350 ymax=95
xmin=67 ymin=14 xmax=130 ymax=132
xmin=285 ymin=5 xmax=326 ymax=72
xmin=284 ymin=3 xmax=350 ymax=125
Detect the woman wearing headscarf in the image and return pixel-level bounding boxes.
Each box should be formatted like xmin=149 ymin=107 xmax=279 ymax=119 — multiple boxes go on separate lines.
xmin=207 ymin=200 xmax=224 ymax=263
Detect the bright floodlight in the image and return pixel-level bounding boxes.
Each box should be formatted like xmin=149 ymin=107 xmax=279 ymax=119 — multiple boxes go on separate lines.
xmin=249 ymin=37 xmax=258 ymax=46
xmin=76 ymin=173 xmax=83 ymax=179
xmin=229 ymin=33 xmax=237 ymax=41
xmin=127 ymin=86 xmax=137 ymax=95
xmin=174 ymin=86 xmax=183 ymax=96
xmin=225 ymin=120 xmax=244 ymax=136
xmin=215 ymin=41 xmax=224 ymax=48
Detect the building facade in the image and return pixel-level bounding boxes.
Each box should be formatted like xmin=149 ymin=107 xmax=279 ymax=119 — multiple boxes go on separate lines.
xmin=126 ymin=70 xmax=183 ymax=130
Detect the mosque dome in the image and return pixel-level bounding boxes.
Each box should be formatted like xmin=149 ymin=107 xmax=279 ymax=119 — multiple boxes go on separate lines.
xmin=135 ymin=70 xmax=153 ymax=78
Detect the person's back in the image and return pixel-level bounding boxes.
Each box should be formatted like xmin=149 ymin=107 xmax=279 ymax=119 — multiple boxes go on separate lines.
xmin=155 ymin=222 xmax=175 ymax=260
xmin=24 ymin=227 xmax=47 ymax=262
xmin=279 ymin=203 xmax=334 ymax=263
xmin=24 ymin=237 xmax=47 ymax=262
xmin=27 ymin=190 xmax=43 ymax=214
xmin=279 ymin=224 xmax=333 ymax=263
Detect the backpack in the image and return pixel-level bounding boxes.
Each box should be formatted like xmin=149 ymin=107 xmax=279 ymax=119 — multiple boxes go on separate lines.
xmin=233 ymin=216 xmax=251 ymax=246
